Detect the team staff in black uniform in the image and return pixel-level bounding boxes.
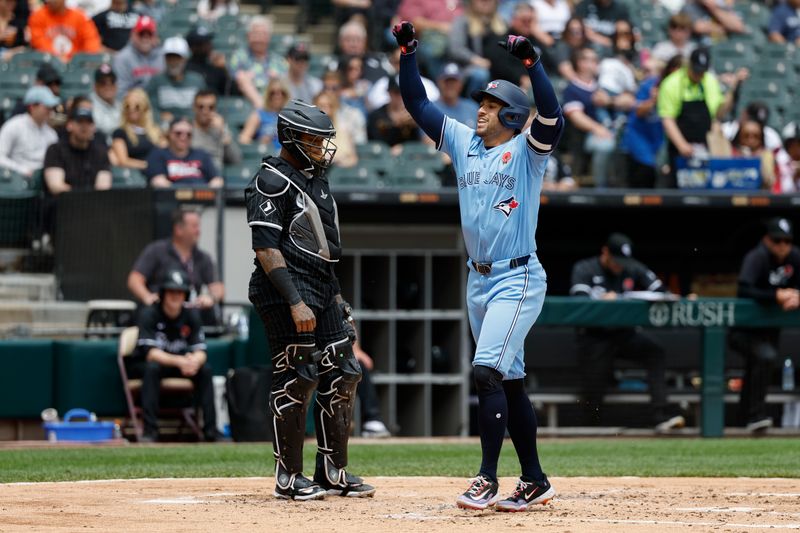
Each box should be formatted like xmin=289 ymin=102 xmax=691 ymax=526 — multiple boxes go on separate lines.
xmin=128 ymin=269 xmax=218 ymax=443
xmin=570 ymin=233 xmax=685 ymax=431
xmin=730 ymin=218 xmax=800 ymax=432
xmin=245 ymin=100 xmax=375 ymax=501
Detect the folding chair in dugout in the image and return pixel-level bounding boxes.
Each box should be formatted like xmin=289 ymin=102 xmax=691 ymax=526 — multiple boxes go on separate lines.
xmin=117 ymin=326 xmax=202 ymax=441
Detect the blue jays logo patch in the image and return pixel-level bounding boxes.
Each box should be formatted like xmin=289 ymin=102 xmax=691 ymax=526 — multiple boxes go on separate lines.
xmin=493 ymin=196 xmax=519 ymax=217
xmin=260 ymin=199 xmax=276 ymax=216
xmin=487 ymin=81 xmax=499 ymax=90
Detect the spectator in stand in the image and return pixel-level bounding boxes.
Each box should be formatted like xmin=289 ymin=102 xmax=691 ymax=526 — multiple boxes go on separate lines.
xmin=185 ymin=26 xmax=234 ymax=97
xmin=339 ymin=54 xmax=375 ymax=117
xmin=434 ymin=62 xmax=478 ymax=129
xmin=722 ymin=102 xmax=783 ymax=153
xmin=92 ymin=0 xmax=138 ymax=52
xmin=28 ymin=0 xmax=102 ymax=63
xmin=90 ymin=64 xmax=121 ymax=140
xmin=282 ymin=42 xmax=322 ymax=104
xmin=657 ymin=47 xmax=725 ymax=186
xmin=597 ymin=19 xmax=638 ymax=124
xmin=731 ymin=119 xmax=776 ymax=190
xmin=229 ymin=16 xmax=288 ymax=110
xmin=197 ymin=0 xmax=238 ymax=22
xmin=146 ymin=118 xmax=223 ymax=188
xmin=621 ymin=55 xmax=683 ymax=188
xmin=681 ymin=0 xmax=745 ymax=41
xmin=768 ymin=0 xmax=800 ymax=45
xmin=44 ymin=105 xmax=111 ymax=195
xmin=0 ymin=0 xmax=28 ymax=61
xmin=395 ymin=0 xmax=463 ymax=78
xmin=650 ymin=13 xmax=695 ymax=63
xmin=114 ymin=16 xmax=164 ymax=96
xmin=146 ymin=36 xmax=206 ymax=124
xmin=190 ymin=89 xmax=241 ymax=172
xmin=573 ymin=0 xmax=630 ymax=49
xmin=531 ymin=0 xmax=572 ymax=41
xmin=447 ymin=0 xmax=506 ymax=95
xmin=238 ymin=78 xmax=290 ymax=153
xmin=0 ymin=86 xmax=59 ymax=179
xmin=774 ymin=123 xmax=800 ymax=193
xmin=334 ymin=19 xmax=390 ymax=83
xmin=68 ymin=0 xmax=112 ymax=18
xmin=552 ymin=16 xmax=591 ymax=83
xmin=110 ymin=88 xmax=164 ymax=170
xmin=6 ymin=64 xmax=65 ymax=125
xmin=367 ymin=76 xmax=420 ymax=156
xmin=562 ymin=46 xmax=616 ymax=188
xmin=486 ymin=3 xmax=546 ymax=86
xmin=314 ymin=90 xmax=358 ymax=169
xmin=366 ymin=47 xmax=439 ymax=113
xmin=321 ymin=69 xmax=367 ymax=144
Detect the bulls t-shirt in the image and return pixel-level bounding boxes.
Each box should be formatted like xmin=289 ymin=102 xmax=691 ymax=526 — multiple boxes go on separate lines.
xmin=145 ymin=147 xmax=219 ymax=186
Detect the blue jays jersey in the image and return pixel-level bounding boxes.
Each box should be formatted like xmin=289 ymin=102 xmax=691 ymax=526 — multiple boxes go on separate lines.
xmin=440 ymin=117 xmax=549 ymax=263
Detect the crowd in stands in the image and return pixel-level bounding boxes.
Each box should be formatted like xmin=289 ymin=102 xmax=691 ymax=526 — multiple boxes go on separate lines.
xmin=1 ymin=0 xmax=800 ymax=195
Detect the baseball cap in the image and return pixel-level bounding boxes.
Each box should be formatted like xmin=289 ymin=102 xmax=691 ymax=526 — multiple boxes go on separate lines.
xmin=94 ymin=63 xmax=116 ymax=83
xmin=23 ymin=85 xmax=60 ymax=107
xmin=286 ymin=42 xmax=310 ymax=60
xmin=689 ymin=47 xmax=710 ymax=74
xmin=133 ymin=15 xmax=157 ymax=34
xmin=163 ymin=36 xmax=190 ymax=58
xmin=69 ymin=106 xmax=94 ymax=122
xmin=606 ymin=232 xmax=634 ymax=262
xmin=766 ymin=217 xmax=793 ymax=240
xmin=438 ymin=62 xmax=463 ymax=82
xmin=36 ymin=63 xmax=62 ymax=85
xmin=186 ymin=25 xmax=214 ymax=46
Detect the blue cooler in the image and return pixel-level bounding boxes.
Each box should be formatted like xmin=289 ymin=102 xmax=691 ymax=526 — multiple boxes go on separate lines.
xmin=43 ymin=408 xmax=116 ymax=442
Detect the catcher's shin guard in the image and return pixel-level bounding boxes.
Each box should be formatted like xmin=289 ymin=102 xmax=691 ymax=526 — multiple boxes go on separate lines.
xmin=271 ymin=342 xmax=321 ymax=474
xmin=314 ymin=337 xmax=362 ymax=482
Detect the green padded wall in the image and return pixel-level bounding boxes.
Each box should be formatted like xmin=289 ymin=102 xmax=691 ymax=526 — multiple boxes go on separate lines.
xmin=53 ymin=340 xmax=127 ymax=417
xmin=0 ymin=340 xmax=54 ymax=418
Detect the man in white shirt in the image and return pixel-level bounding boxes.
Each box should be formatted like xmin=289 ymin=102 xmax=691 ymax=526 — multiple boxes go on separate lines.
xmin=0 ymin=86 xmax=60 ymax=179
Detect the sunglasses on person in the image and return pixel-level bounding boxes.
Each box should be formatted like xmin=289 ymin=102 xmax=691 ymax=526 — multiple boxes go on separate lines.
xmin=172 ymin=129 xmax=192 ymax=138
xmin=194 ymin=103 xmax=216 ymax=110
xmin=771 ymin=237 xmax=792 ymax=245
xmin=669 ymin=23 xmax=689 ymax=30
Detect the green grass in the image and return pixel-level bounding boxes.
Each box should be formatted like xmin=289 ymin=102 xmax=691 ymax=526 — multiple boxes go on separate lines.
xmin=1 ymin=439 xmax=798 ymax=483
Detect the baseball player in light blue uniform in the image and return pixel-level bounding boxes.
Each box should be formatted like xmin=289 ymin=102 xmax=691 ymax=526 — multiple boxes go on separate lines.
xmin=394 ymin=23 xmax=563 ymax=512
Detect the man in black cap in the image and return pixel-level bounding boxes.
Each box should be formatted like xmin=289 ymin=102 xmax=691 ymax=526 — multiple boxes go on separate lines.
xmin=185 ymin=25 xmax=234 ymax=96
xmin=282 ymin=42 xmax=322 ymax=104
xmin=729 ymin=218 xmax=800 ymax=432
xmin=570 ymin=233 xmax=683 ymax=431
xmin=43 ymin=105 xmax=111 ymax=195
xmin=657 ymin=47 xmax=726 ymax=186
xmin=90 ymin=64 xmax=121 ymax=139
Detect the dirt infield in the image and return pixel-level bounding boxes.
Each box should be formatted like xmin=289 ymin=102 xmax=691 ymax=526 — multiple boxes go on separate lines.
xmin=2 ymin=476 xmax=800 ymax=532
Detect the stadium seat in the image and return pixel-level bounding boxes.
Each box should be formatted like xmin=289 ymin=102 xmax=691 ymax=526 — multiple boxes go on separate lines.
xmin=384 ymin=166 xmax=441 ymax=189
xmin=355 ymin=140 xmax=390 ymax=160
xmin=117 ymin=326 xmax=202 ymax=442
xmin=111 ymin=167 xmax=147 ymax=188
xmin=68 ymin=52 xmax=114 ymax=72
xmin=327 ymin=164 xmax=382 ymax=188
xmin=218 ymin=96 xmax=252 ymax=129
xmin=8 ymin=50 xmax=65 ymax=72
xmin=60 ymin=70 xmax=93 ymax=99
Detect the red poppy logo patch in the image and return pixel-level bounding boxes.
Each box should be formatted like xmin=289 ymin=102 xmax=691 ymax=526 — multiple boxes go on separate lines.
xmin=502 ymin=151 xmax=512 ymax=164
xmin=181 ymin=325 xmax=191 ymax=338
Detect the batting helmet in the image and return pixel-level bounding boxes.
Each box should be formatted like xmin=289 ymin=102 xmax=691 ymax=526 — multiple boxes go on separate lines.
xmin=471 ymin=79 xmax=530 ymax=130
xmin=277 ymin=100 xmax=337 ymax=176
xmin=160 ymin=269 xmax=191 ymax=298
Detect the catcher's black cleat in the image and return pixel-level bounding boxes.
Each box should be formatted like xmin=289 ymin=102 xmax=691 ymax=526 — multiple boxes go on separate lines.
xmin=314 ymin=469 xmax=376 ymax=497
xmin=273 ymin=472 xmax=327 ymax=501
xmin=495 ymin=475 xmax=555 ymax=512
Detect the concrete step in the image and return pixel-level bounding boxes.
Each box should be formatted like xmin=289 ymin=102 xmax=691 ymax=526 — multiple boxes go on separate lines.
xmin=0 ymin=301 xmax=88 ymax=329
xmin=0 ymin=274 xmax=57 ymax=302
xmin=268 ymin=5 xmax=298 ymax=26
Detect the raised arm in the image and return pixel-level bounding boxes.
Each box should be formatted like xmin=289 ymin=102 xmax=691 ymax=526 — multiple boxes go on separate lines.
xmin=393 ymin=21 xmax=446 ymax=144
xmin=499 ymin=35 xmax=564 ymax=152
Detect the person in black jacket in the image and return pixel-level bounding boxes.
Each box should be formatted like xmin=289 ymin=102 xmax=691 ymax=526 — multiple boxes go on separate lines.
xmin=730 ymin=218 xmax=800 ymax=432
xmin=245 ymin=100 xmax=374 ymax=501
xmin=570 ymin=232 xmax=685 ymax=431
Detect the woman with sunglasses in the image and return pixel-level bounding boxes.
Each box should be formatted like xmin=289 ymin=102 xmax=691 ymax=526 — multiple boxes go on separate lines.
xmin=110 ymin=88 xmax=165 ymax=169
xmin=239 ymin=78 xmax=290 ymax=154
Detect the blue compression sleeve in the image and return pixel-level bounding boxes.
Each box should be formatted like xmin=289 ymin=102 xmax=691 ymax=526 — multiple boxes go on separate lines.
xmin=399 ymin=51 xmax=446 ymax=145
xmin=527 ymin=60 xmax=564 ymax=151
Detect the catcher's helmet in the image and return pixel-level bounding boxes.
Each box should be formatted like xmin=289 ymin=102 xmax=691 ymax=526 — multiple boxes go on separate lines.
xmin=160 ymin=269 xmax=191 ymax=298
xmin=277 ymin=100 xmax=337 ymax=176
xmin=471 ymin=79 xmax=530 ymax=130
